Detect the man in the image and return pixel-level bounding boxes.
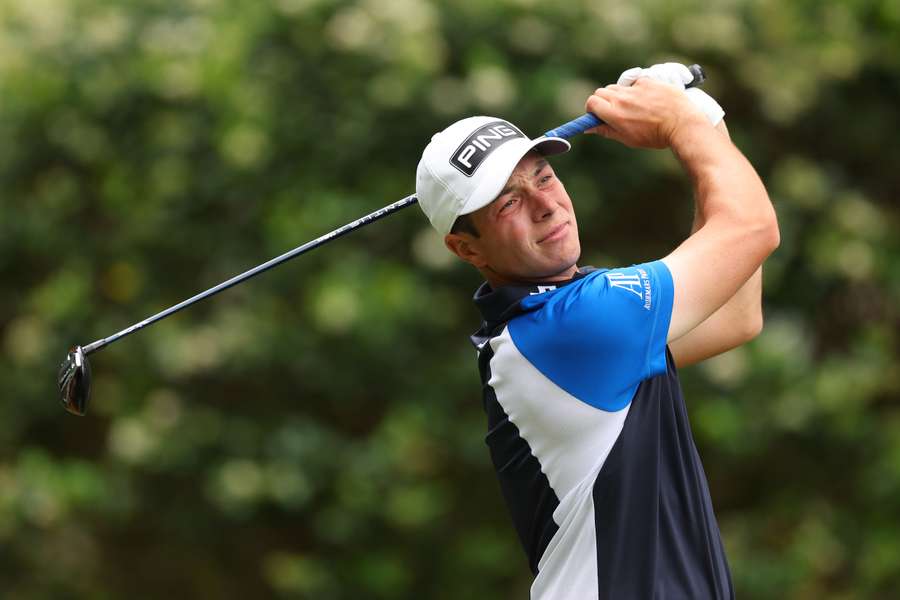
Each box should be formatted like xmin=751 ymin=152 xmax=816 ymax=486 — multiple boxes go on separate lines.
xmin=415 ymin=63 xmax=779 ymax=599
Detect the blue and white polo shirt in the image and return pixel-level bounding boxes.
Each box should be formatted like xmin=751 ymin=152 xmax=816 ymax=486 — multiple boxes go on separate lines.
xmin=471 ymin=261 xmax=733 ymax=599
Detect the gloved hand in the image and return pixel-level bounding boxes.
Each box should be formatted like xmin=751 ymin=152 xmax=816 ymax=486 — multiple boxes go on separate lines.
xmin=617 ymin=62 xmax=724 ymax=126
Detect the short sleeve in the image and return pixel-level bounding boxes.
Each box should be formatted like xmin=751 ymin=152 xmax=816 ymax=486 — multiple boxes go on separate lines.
xmin=509 ymin=261 xmax=674 ymax=411
xmin=588 ymin=260 xmax=674 ymax=377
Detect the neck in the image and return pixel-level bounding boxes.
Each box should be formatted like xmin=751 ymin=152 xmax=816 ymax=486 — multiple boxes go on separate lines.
xmin=481 ymin=263 xmax=579 ymax=289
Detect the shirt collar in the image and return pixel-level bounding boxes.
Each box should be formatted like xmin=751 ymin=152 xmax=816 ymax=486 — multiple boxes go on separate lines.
xmin=473 ymin=267 xmax=598 ymax=328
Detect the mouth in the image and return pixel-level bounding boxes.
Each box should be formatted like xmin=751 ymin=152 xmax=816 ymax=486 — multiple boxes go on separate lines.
xmin=537 ymin=221 xmax=569 ymax=244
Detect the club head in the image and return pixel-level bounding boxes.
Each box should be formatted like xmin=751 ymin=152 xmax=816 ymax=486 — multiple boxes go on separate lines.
xmin=58 ymin=345 xmax=91 ymax=416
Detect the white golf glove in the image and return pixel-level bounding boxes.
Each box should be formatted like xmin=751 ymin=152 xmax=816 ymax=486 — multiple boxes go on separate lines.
xmin=617 ymin=62 xmax=725 ymax=126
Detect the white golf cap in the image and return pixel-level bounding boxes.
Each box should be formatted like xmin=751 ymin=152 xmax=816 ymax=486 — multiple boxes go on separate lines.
xmin=415 ymin=116 xmax=570 ymax=235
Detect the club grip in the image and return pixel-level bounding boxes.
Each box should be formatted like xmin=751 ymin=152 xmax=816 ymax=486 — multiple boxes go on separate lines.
xmin=543 ymin=64 xmax=706 ymax=140
xmin=544 ymin=114 xmax=602 ymax=140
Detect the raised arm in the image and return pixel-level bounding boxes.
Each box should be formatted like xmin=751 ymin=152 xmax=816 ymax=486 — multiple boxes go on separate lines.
xmin=667 ymin=120 xmax=766 ymax=366
xmin=585 ymin=78 xmax=779 ymax=344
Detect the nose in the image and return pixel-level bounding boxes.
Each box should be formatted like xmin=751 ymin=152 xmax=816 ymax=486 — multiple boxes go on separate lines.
xmin=528 ymin=187 xmax=556 ymax=222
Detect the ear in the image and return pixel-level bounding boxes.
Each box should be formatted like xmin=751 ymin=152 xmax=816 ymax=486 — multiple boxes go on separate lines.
xmin=444 ymin=233 xmax=488 ymax=268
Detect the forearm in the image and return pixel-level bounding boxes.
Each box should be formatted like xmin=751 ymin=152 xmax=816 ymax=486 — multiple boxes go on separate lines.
xmin=670 ymin=116 xmax=777 ymax=238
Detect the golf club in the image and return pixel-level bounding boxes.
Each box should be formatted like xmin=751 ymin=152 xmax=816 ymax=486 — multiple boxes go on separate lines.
xmin=58 ymin=65 xmax=707 ymax=416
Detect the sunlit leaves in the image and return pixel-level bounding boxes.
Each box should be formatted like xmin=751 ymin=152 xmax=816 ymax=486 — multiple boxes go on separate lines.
xmin=1 ymin=0 xmax=898 ymax=597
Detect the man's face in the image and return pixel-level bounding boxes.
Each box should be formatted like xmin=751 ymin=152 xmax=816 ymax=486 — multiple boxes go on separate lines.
xmin=446 ymin=152 xmax=581 ymax=286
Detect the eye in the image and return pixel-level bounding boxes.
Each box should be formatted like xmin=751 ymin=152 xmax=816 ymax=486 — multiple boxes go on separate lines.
xmin=539 ymin=174 xmax=553 ymax=185
xmin=499 ymin=197 xmax=518 ymax=213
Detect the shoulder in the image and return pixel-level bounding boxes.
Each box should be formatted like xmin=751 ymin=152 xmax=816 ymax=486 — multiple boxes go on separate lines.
xmin=519 ymin=261 xmax=671 ymax=315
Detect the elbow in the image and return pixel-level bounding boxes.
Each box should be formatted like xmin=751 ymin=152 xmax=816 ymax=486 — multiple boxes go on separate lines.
xmin=715 ymin=197 xmax=781 ymax=257
xmin=759 ymin=195 xmax=781 ymax=254
xmin=745 ymin=205 xmax=780 ymax=258
xmin=742 ymin=309 xmax=764 ymax=342
xmin=764 ymin=210 xmax=781 ymax=254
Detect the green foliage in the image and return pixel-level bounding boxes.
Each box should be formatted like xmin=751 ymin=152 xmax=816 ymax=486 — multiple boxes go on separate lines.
xmin=1 ymin=0 xmax=898 ymax=597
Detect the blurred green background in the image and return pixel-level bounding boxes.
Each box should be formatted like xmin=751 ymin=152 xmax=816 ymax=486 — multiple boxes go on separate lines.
xmin=2 ymin=0 xmax=899 ymax=597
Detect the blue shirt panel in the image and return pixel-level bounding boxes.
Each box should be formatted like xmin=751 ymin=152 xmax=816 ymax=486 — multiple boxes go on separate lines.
xmin=509 ymin=261 xmax=674 ymax=412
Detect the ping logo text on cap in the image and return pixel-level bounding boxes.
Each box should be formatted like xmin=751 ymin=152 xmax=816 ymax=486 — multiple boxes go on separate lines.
xmin=450 ymin=120 xmax=525 ymax=176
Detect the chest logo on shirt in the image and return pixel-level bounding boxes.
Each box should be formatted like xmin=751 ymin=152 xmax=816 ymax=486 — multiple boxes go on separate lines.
xmin=529 ymin=285 xmax=557 ymax=295
xmin=605 ymin=268 xmax=653 ymax=310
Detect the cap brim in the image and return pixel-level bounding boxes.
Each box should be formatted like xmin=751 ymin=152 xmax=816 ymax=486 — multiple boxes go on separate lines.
xmin=457 ymin=136 xmax=571 ymax=219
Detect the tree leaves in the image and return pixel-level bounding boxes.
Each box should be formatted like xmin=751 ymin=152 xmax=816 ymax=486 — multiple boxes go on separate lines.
xmin=1 ymin=0 xmax=898 ymax=597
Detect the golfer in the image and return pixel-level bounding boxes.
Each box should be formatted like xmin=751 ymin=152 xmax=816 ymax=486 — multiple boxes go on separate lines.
xmin=415 ymin=63 xmax=779 ymax=599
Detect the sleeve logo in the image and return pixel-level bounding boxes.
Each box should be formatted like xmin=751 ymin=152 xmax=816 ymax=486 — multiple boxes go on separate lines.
xmin=605 ymin=268 xmax=653 ymax=310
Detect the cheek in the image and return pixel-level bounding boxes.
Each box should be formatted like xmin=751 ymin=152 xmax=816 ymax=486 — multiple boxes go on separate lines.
xmin=559 ymin=189 xmax=574 ymax=213
xmin=487 ymin=222 xmax=532 ymax=263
